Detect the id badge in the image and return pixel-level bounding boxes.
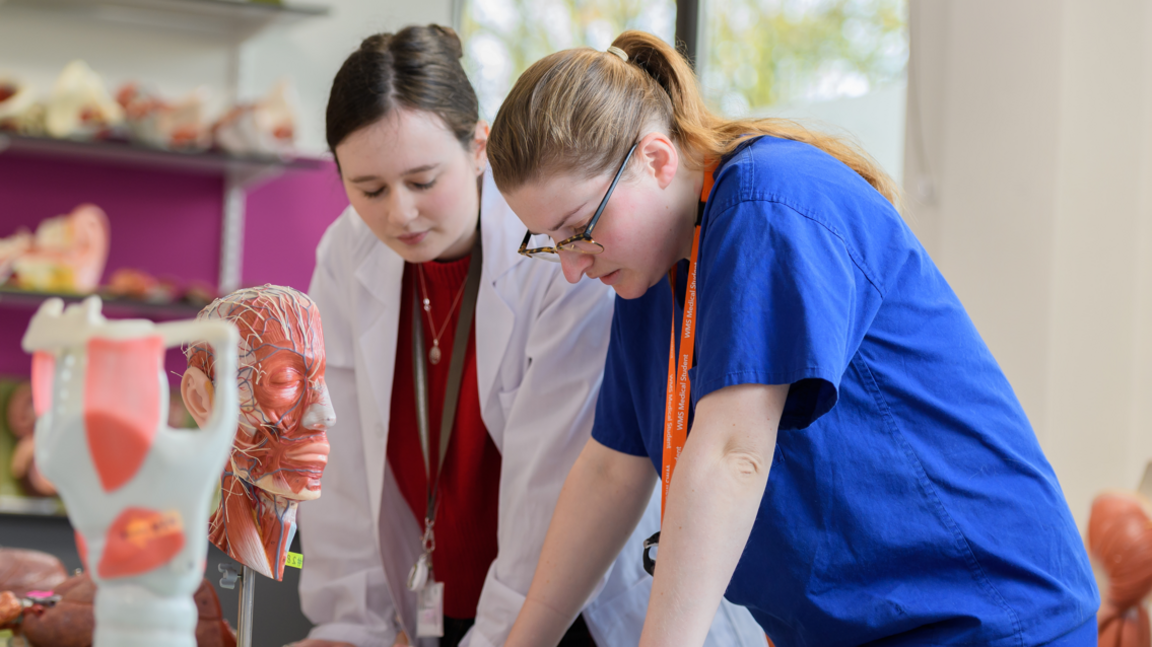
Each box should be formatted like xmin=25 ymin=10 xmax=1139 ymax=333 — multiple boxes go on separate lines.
xmin=416 ymin=580 xmax=444 ymax=638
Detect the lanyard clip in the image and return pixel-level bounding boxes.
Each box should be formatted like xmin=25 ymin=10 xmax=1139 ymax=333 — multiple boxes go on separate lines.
xmin=421 ymin=518 xmax=436 ymax=554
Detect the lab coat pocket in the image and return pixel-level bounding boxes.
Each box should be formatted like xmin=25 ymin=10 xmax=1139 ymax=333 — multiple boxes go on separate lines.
xmin=496 ymin=387 xmax=520 ymax=419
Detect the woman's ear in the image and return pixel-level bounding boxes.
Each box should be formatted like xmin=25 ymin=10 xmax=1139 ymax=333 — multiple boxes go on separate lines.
xmin=637 ymin=132 xmax=679 ymax=189
xmin=472 ymin=120 xmax=490 ymax=176
xmin=180 ymin=367 xmax=215 ymax=429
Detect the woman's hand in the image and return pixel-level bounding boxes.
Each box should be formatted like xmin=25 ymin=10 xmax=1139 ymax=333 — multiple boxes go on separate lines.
xmin=506 ymin=438 xmax=657 ymax=647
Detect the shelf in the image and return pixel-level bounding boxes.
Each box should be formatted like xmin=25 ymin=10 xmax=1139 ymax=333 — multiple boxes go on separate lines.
xmin=0 ymin=0 xmax=329 ymax=42
xmin=0 ymin=133 xmax=328 ymax=186
xmin=0 ymin=287 xmax=207 ymax=319
xmin=0 ymin=494 xmax=65 ymax=516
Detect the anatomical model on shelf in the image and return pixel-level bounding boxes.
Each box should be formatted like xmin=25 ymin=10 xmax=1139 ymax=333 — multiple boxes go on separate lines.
xmin=6 ymin=380 xmax=56 ymax=497
xmin=9 ymin=203 xmax=110 ymax=294
xmin=0 ymin=227 xmax=32 ymax=285
xmin=0 ymin=77 xmax=44 ymax=135
xmin=212 ymin=80 xmax=298 ymax=156
xmin=22 ymin=296 xmax=239 ymax=647
xmin=45 ymin=60 xmax=124 ymax=140
xmin=117 ymin=83 xmax=211 ymax=151
xmin=182 ymin=285 xmax=334 ymax=581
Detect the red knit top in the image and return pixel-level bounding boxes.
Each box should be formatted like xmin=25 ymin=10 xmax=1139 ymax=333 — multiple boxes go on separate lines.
xmin=387 ymin=255 xmax=503 ymax=619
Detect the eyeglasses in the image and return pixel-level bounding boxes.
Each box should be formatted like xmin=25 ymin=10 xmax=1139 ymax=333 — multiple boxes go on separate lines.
xmin=518 ymin=142 xmax=639 ymax=262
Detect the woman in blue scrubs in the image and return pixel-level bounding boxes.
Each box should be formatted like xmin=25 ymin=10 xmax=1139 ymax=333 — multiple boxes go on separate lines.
xmin=484 ymin=30 xmax=1100 ymax=647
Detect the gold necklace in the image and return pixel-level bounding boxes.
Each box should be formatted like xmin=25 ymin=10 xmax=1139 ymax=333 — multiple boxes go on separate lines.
xmin=416 ymin=263 xmax=467 ymax=365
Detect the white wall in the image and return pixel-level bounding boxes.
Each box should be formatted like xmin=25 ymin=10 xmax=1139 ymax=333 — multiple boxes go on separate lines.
xmin=904 ymin=0 xmax=1152 ymax=529
xmin=761 ymin=82 xmax=907 ymax=184
xmin=0 ymin=0 xmax=455 ymax=155
xmin=0 ymin=7 xmax=235 ymax=115
xmin=241 ymin=0 xmax=455 ymax=154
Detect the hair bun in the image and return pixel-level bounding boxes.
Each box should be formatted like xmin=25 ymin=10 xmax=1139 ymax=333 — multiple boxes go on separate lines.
xmin=360 ymin=32 xmax=391 ymax=53
xmin=428 ymin=24 xmax=464 ymax=60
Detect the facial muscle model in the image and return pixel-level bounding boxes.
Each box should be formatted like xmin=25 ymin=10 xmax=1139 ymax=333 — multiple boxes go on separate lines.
xmin=183 ymin=285 xmax=335 ymax=581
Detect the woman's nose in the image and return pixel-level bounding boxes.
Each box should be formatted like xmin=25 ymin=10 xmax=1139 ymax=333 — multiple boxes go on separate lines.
xmin=386 ymin=188 xmax=418 ymax=227
xmin=559 ymin=251 xmax=593 ymax=284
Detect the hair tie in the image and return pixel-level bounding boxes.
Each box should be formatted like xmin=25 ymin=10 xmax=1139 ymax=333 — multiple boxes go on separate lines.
xmin=606 ymin=46 xmax=628 ymax=62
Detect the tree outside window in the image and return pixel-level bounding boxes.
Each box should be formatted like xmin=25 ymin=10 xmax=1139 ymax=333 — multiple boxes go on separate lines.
xmin=700 ymin=0 xmax=907 ymax=116
xmin=458 ymin=0 xmax=907 ymax=177
xmin=460 ymin=0 xmax=675 ymax=120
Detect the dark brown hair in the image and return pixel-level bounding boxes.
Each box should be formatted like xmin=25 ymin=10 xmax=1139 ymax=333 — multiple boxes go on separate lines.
xmin=488 ymin=30 xmax=899 ymax=206
xmin=326 ymin=24 xmax=479 ymax=154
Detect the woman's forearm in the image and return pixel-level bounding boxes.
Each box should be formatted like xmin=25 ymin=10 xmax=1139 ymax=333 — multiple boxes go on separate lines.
xmin=639 ymin=383 xmax=788 ymax=647
xmin=506 ymin=438 xmax=657 ymax=647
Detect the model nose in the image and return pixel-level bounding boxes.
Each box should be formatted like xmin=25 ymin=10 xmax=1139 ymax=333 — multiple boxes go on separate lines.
xmin=302 ymin=384 xmax=337 ymax=431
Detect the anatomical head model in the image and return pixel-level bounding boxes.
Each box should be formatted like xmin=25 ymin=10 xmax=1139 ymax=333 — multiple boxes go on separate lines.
xmin=21 ymin=296 xmax=239 ymax=647
xmin=182 ymin=285 xmax=334 ymax=581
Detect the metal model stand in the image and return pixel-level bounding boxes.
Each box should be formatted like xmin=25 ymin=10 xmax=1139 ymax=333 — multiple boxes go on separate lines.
xmin=219 ymin=562 xmax=256 ymax=647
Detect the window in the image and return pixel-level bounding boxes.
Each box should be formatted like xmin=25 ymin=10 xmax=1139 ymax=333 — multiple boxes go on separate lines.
xmin=459 ymin=0 xmax=908 ymax=179
xmin=459 ymin=0 xmax=676 ymax=120
xmin=698 ymin=0 xmax=908 ymax=179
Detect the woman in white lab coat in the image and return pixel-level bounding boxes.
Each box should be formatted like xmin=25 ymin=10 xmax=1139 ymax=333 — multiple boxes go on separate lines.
xmin=292 ymin=25 xmax=765 ymax=647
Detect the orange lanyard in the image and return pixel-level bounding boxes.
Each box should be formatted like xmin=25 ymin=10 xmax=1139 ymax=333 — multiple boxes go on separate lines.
xmin=660 ymin=167 xmax=715 ymax=522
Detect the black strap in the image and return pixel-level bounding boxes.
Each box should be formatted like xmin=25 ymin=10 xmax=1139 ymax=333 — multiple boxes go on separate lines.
xmin=642 ymin=531 xmax=660 ymax=576
xmin=411 ymin=235 xmax=484 ymax=525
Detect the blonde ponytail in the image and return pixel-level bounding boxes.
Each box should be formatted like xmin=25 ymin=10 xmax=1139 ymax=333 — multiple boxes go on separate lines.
xmin=488 ymin=30 xmax=900 ymax=207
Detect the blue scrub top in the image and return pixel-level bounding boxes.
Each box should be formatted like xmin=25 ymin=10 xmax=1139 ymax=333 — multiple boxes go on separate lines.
xmin=591 ymin=136 xmax=1098 ymax=646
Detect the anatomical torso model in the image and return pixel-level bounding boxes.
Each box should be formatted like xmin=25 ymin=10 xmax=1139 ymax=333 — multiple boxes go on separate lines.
xmin=182 ymin=285 xmax=334 ymax=581
xmin=22 ymin=296 xmax=239 ymax=647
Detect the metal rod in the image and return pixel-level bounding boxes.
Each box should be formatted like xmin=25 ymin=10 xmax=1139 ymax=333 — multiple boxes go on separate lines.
xmin=236 ymin=564 xmax=255 ymax=647
xmin=675 ymin=0 xmax=700 ymax=69
xmin=219 ymin=176 xmax=245 ymax=295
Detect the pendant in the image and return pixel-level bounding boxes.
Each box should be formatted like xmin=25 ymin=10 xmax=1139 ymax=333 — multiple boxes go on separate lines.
xmin=429 ymin=343 xmax=441 ymax=365
xmin=407 ymin=552 xmax=430 ymax=591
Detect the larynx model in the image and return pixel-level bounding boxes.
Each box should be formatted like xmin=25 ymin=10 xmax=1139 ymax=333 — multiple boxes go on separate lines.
xmin=22 ymin=296 xmax=239 ymax=647
xmin=182 ymin=285 xmax=335 ymax=581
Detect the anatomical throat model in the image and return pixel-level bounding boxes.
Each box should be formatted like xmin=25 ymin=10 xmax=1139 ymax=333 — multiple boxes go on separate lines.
xmin=21 ymin=296 xmax=239 ymax=647
xmin=183 ymin=285 xmax=334 ymax=581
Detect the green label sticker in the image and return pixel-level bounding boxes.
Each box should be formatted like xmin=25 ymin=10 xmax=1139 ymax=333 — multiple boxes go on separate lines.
xmin=286 ymin=552 xmax=304 ymax=569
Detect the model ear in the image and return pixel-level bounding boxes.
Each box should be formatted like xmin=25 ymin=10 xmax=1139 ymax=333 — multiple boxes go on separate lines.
xmin=180 ymin=367 xmax=215 ymax=429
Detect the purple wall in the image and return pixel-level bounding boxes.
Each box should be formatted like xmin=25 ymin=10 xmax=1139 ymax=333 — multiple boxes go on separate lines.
xmin=0 ymin=152 xmax=349 ymax=384
xmin=243 ymin=161 xmax=348 ymax=291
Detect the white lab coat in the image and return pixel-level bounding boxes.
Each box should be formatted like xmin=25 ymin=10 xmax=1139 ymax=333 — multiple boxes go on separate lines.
xmin=299 ymin=170 xmax=767 ymax=647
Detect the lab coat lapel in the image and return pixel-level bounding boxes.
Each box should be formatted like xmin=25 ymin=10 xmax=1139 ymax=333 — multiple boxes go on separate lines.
xmin=353 ymin=241 xmax=404 ymax=539
xmin=475 ymin=169 xmax=523 ymax=449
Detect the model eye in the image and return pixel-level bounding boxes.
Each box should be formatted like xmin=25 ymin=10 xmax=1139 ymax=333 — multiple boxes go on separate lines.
xmin=268 ymin=369 xmax=301 ymax=387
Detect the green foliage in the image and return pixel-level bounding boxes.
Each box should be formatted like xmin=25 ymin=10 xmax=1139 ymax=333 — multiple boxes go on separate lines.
xmin=460 ymin=0 xmax=675 ymax=118
xmin=459 ymin=0 xmax=906 ymax=119
xmin=702 ymin=0 xmax=907 ymax=115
